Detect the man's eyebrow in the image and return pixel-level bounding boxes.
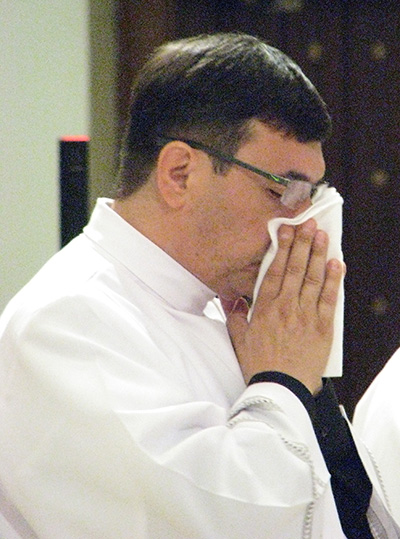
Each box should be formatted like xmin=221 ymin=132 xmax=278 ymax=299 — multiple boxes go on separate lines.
xmin=285 ymin=170 xmax=325 ymax=184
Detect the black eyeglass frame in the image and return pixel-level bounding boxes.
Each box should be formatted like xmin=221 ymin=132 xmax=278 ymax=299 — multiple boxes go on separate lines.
xmin=157 ymin=136 xmax=329 ymax=199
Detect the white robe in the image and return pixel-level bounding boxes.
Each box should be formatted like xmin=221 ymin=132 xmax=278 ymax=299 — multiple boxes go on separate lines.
xmin=0 ymin=198 xmax=389 ymax=538
xmin=353 ymin=348 xmax=400 ymax=527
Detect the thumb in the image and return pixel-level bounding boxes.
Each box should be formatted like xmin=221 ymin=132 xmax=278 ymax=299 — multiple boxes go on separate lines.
xmin=225 ymin=297 xmax=250 ymax=353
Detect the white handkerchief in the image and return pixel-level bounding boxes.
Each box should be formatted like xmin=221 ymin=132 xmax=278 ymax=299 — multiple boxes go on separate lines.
xmin=250 ymin=184 xmax=344 ymax=377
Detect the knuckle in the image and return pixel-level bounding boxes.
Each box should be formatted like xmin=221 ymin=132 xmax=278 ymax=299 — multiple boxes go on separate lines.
xmin=286 ymin=263 xmax=306 ymax=276
xmin=265 ymin=268 xmax=285 ymax=280
xmin=320 ymin=289 xmax=338 ymax=307
xmin=296 ymin=229 xmax=314 ymax=244
xmin=278 ymin=236 xmax=293 ymax=249
xmin=304 ymin=274 xmax=323 ymax=286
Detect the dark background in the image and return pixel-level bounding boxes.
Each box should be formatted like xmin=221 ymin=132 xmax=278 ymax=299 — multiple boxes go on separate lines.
xmin=114 ymin=0 xmax=400 ymax=417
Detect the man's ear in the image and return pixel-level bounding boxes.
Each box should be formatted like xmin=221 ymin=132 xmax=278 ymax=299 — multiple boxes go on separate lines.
xmin=155 ymin=141 xmax=196 ymax=208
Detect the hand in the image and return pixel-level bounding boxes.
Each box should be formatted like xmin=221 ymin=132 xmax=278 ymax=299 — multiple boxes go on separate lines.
xmin=224 ymin=219 xmax=344 ymax=395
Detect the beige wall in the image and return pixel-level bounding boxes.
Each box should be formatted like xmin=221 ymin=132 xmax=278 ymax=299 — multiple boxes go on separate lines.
xmin=0 ymin=0 xmax=118 ymax=312
xmin=88 ymin=0 xmax=118 ymax=207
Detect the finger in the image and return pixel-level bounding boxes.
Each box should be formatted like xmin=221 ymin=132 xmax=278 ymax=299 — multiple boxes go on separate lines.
xmin=318 ymin=258 xmax=344 ymax=323
xmin=225 ymin=297 xmax=250 ymax=355
xmin=300 ymin=229 xmax=329 ymax=307
xmin=219 ymin=297 xmax=237 ymax=317
xmin=280 ymin=219 xmax=317 ymax=297
xmin=254 ymin=224 xmax=295 ymax=308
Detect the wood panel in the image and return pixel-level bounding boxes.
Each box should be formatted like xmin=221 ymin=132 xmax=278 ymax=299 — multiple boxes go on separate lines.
xmin=115 ymin=0 xmax=178 ymax=137
xmin=335 ymin=0 xmax=400 ymax=415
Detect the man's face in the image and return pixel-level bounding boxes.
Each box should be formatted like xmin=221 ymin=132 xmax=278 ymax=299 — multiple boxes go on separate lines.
xmin=179 ymin=121 xmax=326 ymax=301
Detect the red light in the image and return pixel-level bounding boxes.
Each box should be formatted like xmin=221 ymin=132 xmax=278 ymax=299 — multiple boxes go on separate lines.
xmin=60 ymin=135 xmax=90 ymax=142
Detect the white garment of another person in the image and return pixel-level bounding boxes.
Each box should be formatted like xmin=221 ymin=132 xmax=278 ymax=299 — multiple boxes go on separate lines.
xmin=0 ymin=198 xmax=388 ymax=538
xmin=353 ymin=348 xmax=400 ymax=527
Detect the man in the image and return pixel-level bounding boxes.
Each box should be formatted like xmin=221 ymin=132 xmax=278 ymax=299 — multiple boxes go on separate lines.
xmin=353 ymin=348 xmax=400 ymax=525
xmin=0 ymin=32 xmax=397 ymax=538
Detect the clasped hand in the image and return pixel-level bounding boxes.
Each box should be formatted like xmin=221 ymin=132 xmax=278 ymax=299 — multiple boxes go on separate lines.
xmin=224 ymin=219 xmax=344 ymax=395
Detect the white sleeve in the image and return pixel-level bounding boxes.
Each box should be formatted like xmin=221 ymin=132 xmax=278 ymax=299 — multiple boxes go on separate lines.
xmin=0 ymin=297 xmax=345 ymax=539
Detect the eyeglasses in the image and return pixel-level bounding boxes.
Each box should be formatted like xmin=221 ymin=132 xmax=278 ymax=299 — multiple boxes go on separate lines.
xmin=157 ymin=136 xmax=328 ymax=210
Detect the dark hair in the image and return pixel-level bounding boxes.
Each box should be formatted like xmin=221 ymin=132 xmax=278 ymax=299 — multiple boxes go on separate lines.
xmin=117 ymin=32 xmax=331 ymax=198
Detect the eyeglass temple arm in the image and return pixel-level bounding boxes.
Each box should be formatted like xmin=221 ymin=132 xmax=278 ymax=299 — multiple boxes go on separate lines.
xmin=157 ymin=136 xmax=291 ymax=187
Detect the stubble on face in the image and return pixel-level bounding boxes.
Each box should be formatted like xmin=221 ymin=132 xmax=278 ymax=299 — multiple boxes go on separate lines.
xmin=189 ymin=202 xmax=270 ymax=301
xmin=179 ymin=155 xmax=271 ymax=300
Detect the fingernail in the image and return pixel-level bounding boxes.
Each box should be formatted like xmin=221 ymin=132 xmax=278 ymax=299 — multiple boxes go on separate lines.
xmin=328 ymin=259 xmax=342 ymax=272
xmin=278 ymin=225 xmax=294 ymax=240
xmin=314 ymin=229 xmax=327 ymax=245
xmin=301 ymin=219 xmax=316 ymax=232
xmin=231 ymin=297 xmax=250 ymax=315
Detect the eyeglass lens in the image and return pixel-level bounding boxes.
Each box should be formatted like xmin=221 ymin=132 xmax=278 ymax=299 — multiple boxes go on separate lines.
xmin=280 ymin=180 xmax=314 ymax=210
